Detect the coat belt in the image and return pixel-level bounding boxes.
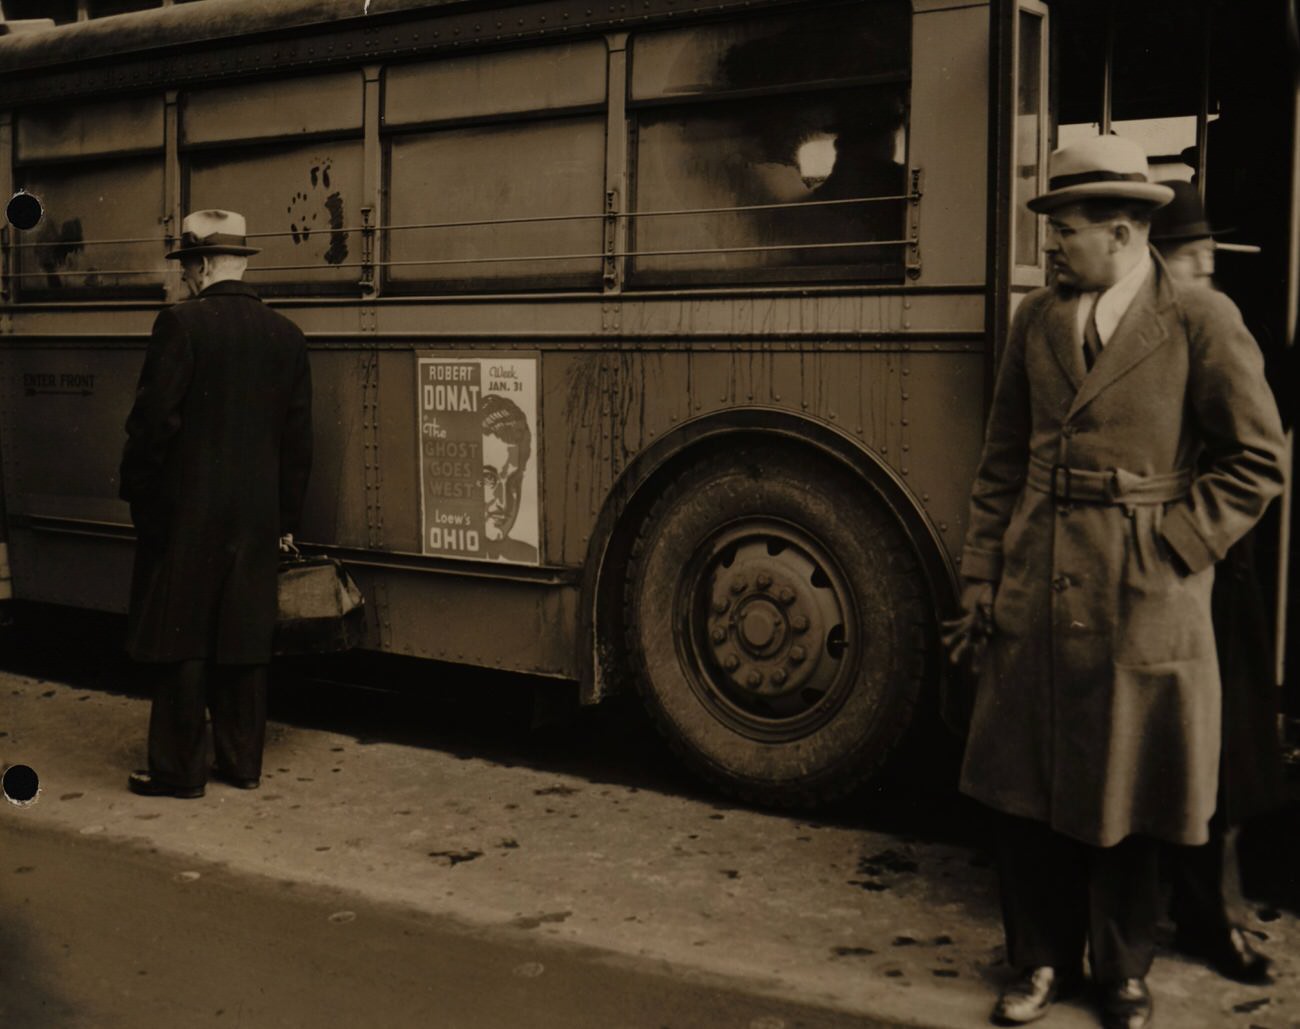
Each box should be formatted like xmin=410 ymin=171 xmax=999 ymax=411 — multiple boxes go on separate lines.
xmin=1026 ymin=455 xmax=1193 ymax=505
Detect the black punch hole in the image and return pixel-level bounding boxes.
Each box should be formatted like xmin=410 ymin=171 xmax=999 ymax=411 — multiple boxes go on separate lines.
xmin=6 ymin=191 xmax=43 ymax=231
xmin=3 ymin=764 xmax=40 ymax=804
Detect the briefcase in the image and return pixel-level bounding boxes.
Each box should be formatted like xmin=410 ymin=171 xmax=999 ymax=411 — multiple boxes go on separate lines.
xmin=274 ymin=551 xmax=366 ymax=656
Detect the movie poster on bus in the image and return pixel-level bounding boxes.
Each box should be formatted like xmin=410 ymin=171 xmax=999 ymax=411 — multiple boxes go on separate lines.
xmin=416 ymin=355 xmax=541 ymax=565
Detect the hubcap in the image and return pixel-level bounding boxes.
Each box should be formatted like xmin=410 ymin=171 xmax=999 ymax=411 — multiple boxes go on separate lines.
xmin=682 ymin=519 xmax=855 ymax=742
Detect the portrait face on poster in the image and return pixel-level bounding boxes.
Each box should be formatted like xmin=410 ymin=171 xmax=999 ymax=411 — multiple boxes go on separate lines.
xmin=416 ymin=355 xmax=540 ymax=565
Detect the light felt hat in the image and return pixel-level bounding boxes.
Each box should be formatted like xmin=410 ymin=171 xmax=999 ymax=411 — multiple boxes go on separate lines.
xmin=165 ymin=209 xmax=260 ymax=259
xmin=1027 ymin=136 xmax=1175 ymax=213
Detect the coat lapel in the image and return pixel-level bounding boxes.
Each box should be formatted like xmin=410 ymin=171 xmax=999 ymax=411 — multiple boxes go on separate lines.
xmin=1043 ymin=290 xmax=1086 ymax=393
xmin=1067 ymin=261 xmax=1172 ymax=419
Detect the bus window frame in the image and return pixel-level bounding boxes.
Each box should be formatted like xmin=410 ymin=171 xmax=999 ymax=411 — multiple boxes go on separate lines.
xmin=378 ymin=50 xmax=612 ymax=296
xmin=11 ymin=151 xmax=169 ymax=303
xmin=176 ymin=72 xmax=367 ymax=298
xmin=180 ymin=128 xmax=367 ymax=298
xmin=621 ymin=1 xmax=915 ymax=289
xmin=1010 ymin=0 xmax=1049 ymax=286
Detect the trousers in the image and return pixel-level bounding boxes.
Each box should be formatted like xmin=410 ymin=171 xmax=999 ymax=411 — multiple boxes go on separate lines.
xmin=147 ymin=659 xmax=268 ymax=788
xmin=993 ymin=810 xmax=1162 ymax=982
xmin=1166 ymin=822 xmax=1232 ymax=939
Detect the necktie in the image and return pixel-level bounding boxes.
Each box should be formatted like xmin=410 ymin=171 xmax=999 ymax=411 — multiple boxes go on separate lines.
xmin=1082 ymin=298 xmax=1102 ymax=372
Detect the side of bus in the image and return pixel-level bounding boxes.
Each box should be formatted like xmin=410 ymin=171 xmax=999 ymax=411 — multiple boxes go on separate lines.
xmin=0 ymin=0 xmax=1046 ymax=803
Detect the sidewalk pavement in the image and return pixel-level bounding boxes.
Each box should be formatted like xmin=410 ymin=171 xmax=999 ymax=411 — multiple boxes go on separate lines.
xmin=2 ymin=671 xmax=1296 ymax=1028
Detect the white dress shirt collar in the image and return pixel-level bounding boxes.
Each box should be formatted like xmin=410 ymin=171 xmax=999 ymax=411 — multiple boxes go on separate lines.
xmin=1076 ymin=250 xmax=1153 ymax=348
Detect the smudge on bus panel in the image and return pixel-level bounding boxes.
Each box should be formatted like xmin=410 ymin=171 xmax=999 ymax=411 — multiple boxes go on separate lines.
xmin=33 ymin=217 xmax=85 ymax=288
xmin=288 ymin=157 xmax=347 ymax=263
xmin=324 ymin=192 xmax=347 ymax=265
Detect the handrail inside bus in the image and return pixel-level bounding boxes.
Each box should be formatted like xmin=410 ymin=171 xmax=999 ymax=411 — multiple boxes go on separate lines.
xmin=2 ymin=238 xmax=912 ymax=279
xmin=5 ymin=194 xmax=917 ymax=251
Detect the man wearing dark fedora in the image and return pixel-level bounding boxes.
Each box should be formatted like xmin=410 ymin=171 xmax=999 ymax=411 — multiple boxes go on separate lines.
xmin=1150 ymin=181 xmax=1280 ymax=986
xmin=120 ymin=209 xmax=313 ymax=798
xmin=948 ymin=137 xmax=1285 ymax=1028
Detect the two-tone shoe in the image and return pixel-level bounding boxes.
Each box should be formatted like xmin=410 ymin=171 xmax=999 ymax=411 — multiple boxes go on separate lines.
xmin=1097 ymin=977 xmax=1153 ymax=1029
xmin=991 ymin=966 xmax=1079 ymax=1025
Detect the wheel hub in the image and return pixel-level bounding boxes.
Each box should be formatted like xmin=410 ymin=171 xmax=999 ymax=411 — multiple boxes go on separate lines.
xmin=700 ymin=533 xmax=847 ymax=708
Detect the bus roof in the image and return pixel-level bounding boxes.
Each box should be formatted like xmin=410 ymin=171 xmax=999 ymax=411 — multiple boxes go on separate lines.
xmin=0 ymin=0 xmax=800 ymax=104
xmin=0 ymin=0 xmax=499 ymax=75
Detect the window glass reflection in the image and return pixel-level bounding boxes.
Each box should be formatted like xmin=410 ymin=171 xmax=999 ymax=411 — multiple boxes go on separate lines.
xmin=631 ymin=3 xmax=910 ymax=285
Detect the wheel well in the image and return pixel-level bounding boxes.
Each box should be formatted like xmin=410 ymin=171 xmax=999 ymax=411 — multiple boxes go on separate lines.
xmin=582 ymin=419 xmax=955 ymax=705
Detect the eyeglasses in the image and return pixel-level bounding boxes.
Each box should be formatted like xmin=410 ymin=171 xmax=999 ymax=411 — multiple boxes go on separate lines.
xmin=1045 ymin=219 xmax=1118 ymax=241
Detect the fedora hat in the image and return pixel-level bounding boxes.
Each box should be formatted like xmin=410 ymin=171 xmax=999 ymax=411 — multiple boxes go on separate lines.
xmin=1027 ymin=136 xmax=1175 ymax=213
xmin=165 ymin=209 xmax=260 ymax=259
xmin=1150 ymin=180 xmax=1231 ymax=242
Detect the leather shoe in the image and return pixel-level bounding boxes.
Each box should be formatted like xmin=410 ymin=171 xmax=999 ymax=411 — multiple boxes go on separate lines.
xmin=1175 ymin=925 xmax=1272 ymax=984
xmin=127 ymin=771 xmax=204 ymax=799
xmin=1097 ymin=977 xmax=1152 ymax=1029
xmin=211 ymin=766 xmax=260 ymax=790
xmin=991 ymin=966 xmax=1078 ymax=1025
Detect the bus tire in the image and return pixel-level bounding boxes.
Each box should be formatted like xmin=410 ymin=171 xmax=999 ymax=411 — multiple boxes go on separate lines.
xmin=623 ymin=447 xmax=932 ymax=808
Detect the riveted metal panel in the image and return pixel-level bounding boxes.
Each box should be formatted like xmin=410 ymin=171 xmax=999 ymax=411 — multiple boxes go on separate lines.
xmin=293 ymin=348 xmax=362 ymax=549
xmin=384 ymin=38 xmax=606 ymax=125
xmin=15 ymin=93 xmax=162 ymax=160
xmin=348 ymin=562 xmax=579 ymax=676
xmin=182 ymin=70 xmax=364 ymax=144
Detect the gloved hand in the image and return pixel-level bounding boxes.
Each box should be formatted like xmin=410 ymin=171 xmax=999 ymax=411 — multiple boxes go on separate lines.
xmin=941 ymin=579 xmax=996 ymax=676
xmin=279 ymin=533 xmax=298 ymax=554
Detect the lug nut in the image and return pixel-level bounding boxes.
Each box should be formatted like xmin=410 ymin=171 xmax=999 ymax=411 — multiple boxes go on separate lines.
xmin=745 ymin=670 xmax=762 ymax=687
xmin=756 ymin=573 xmax=772 ymax=589
xmin=710 ymin=627 xmax=727 ymax=644
xmin=771 ymin=669 xmax=788 ymax=685
xmin=789 ymin=645 xmax=806 ymax=663
xmin=712 ymin=597 xmax=729 ymax=614
xmin=791 ymin=615 xmax=809 ymax=632
xmin=778 ymin=588 xmax=796 ymax=605
xmin=730 ymin=579 xmax=747 ymax=594
xmin=723 ymin=654 xmax=740 ymax=671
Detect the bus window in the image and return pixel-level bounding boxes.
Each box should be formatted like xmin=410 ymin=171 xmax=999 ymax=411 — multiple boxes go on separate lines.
xmin=14 ymin=96 xmax=165 ymax=299
xmin=182 ymin=73 xmax=365 ymax=294
xmin=1013 ymin=4 xmax=1046 ymax=271
xmin=385 ymin=119 xmax=606 ymax=292
xmin=383 ymin=43 xmax=608 ymax=293
xmin=627 ymin=2 xmax=910 ymax=287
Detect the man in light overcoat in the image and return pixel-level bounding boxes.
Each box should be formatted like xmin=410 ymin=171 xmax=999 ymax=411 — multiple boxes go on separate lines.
xmin=120 ymin=209 xmax=312 ymax=799
xmin=953 ymin=137 xmax=1285 ymax=1029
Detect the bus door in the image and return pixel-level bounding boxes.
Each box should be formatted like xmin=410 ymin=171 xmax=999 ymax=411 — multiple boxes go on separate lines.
xmin=1051 ymin=0 xmax=1298 ymax=701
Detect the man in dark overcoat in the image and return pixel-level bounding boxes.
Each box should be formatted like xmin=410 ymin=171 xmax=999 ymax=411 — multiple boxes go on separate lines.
xmin=952 ymin=138 xmax=1285 ymax=1029
xmin=1150 ymin=181 xmax=1281 ymax=984
xmin=120 ymin=209 xmax=312 ymax=798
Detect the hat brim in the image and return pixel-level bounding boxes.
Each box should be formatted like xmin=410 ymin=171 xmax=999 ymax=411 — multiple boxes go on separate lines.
xmin=1027 ymin=180 xmax=1175 ymax=214
xmin=165 ymin=244 xmax=260 ymax=260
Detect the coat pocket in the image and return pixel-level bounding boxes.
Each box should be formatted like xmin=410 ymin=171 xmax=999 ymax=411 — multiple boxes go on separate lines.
xmin=1117 ymin=505 xmax=1212 ymax=665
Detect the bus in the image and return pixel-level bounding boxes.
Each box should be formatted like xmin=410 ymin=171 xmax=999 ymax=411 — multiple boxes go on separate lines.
xmin=0 ymin=0 xmax=1293 ymax=807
